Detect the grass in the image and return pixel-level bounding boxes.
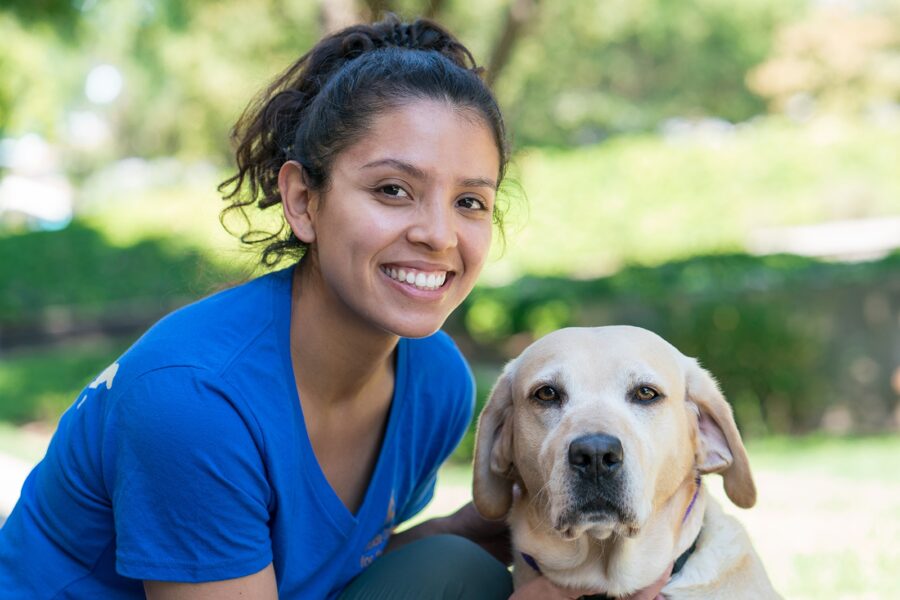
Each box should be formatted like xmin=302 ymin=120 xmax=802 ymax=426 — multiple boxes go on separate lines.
xmin=0 ymin=337 xmax=132 ymax=423
xmin=419 ymin=436 xmax=900 ymax=600
xmin=489 ymin=116 xmax=900 ymax=282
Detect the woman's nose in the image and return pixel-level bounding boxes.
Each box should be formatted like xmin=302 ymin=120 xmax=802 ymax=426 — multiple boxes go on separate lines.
xmin=407 ymin=200 xmax=457 ymax=251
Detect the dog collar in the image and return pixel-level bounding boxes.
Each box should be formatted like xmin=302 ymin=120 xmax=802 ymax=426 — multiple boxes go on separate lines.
xmin=520 ymin=476 xmax=703 ymax=599
xmin=521 ymin=533 xmax=699 ymax=600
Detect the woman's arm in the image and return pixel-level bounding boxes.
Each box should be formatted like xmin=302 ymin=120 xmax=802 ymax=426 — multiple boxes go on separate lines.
xmin=144 ymin=563 xmax=278 ymax=600
xmin=387 ymin=501 xmax=511 ymax=565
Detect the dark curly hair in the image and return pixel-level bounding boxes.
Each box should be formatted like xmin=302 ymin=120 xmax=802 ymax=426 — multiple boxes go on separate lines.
xmin=219 ymin=15 xmax=510 ymax=267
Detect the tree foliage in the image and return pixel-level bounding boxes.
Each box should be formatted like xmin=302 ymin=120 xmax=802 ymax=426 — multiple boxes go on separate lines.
xmin=2 ymin=0 xmax=889 ymax=157
xmin=747 ymin=3 xmax=900 ymax=116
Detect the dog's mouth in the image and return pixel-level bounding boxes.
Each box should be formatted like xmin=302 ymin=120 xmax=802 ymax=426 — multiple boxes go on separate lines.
xmin=555 ymin=494 xmax=637 ymax=540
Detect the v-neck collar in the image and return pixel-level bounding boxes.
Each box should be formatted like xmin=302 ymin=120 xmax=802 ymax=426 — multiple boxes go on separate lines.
xmin=273 ymin=266 xmax=407 ymax=533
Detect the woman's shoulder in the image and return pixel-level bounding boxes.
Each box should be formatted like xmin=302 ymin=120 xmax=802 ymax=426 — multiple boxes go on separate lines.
xmin=132 ymin=269 xmax=290 ymax=365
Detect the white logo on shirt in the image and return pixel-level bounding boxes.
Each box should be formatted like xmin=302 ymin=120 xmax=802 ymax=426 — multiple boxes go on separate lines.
xmin=89 ymin=362 xmax=119 ymax=390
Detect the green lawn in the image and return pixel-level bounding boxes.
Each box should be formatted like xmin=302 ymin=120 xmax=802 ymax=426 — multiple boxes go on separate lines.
xmin=0 ymin=338 xmax=133 ymax=423
xmin=487 ymin=116 xmax=900 ymax=282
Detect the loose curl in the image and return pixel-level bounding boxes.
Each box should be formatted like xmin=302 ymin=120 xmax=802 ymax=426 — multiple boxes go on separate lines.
xmin=219 ymin=15 xmax=510 ymax=267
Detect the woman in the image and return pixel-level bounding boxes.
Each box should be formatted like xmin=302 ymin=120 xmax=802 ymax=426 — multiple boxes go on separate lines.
xmin=0 ymin=16 xmax=579 ymax=600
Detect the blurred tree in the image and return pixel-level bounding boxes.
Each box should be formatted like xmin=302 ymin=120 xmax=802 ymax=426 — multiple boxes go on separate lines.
xmin=319 ymin=0 xmax=359 ymax=33
xmin=0 ymin=0 xmax=814 ymax=159
xmin=747 ymin=3 xmax=900 ymax=117
xmin=0 ymin=0 xmax=81 ymax=38
xmin=0 ymin=14 xmax=82 ymax=139
xmin=485 ymin=0 xmax=541 ymax=87
xmin=497 ymin=0 xmax=806 ymax=145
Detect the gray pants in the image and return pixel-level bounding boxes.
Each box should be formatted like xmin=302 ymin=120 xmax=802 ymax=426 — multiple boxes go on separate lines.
xmin=338 ymin=534 xmax=513 ymax=600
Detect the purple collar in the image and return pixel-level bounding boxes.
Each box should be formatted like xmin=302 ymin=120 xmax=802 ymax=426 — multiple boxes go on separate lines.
xmin=682 ymin=474 xmax=702 ymax=524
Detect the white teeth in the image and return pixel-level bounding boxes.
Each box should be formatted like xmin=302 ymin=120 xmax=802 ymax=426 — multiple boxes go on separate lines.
xmin=383 ymin=267 xmax=448 ymax=291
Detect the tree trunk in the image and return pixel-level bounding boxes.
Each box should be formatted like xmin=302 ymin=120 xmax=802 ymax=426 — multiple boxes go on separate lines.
xmin=485 ymin=0 xmax=541 ymax=87
xmin=318 ymin=0 xmax=361 ymax=35
xmin=424 ymin=0 xmax=449 ymax=19
xmin=363 ymin=0 xmax=394 ymax=21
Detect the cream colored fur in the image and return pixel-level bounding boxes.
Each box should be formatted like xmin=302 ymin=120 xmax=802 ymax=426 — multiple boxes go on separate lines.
xmin=472 ymin=326 xmax=780 ymax=598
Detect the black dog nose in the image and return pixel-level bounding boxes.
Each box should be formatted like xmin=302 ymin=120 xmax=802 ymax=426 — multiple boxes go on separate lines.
xmin=568 ymin=434 xmax=624 ymax=478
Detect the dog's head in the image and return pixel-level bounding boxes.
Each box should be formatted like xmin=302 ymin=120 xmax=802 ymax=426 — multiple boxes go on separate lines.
xmin=473 ymin=326 xmax=756 ymax=541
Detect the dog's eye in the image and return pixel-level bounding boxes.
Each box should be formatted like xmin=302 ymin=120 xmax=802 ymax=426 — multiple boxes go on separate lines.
xmin=633 ymin=386 xmax=660 ymax=403
xmin=533 ymin=385 xmax=561 ymax=404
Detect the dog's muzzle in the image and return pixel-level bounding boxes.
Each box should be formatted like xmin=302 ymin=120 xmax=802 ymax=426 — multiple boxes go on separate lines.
xmin=562 ymin=433 xmax=632 ymax=529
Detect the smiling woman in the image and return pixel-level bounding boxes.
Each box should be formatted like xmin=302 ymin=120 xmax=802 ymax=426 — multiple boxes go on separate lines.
xmin=278 ymin=99 xmax=499 ymax=340
xmin=0 ymin=15 xmax=521 ymax=600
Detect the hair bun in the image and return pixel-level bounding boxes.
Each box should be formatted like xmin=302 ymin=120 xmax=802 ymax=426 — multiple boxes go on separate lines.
xmin=341 ymin=31 xmax=377 ymax=59
xmin=408 ymin=21 xmax=447 ymax=52
xmin=388 ymin=23 xmax=414 ymax=48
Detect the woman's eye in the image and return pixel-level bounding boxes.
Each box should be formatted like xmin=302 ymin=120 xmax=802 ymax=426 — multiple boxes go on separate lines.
xmin=533 ymin=385 xmax=561 ymax=404
xmin=633 ymin=386 xmax=660 ymax=403
xmin=457 ymin=196 xmax=486 ymax=211
xmin=379 ymin=184 xmax=408 ymax=198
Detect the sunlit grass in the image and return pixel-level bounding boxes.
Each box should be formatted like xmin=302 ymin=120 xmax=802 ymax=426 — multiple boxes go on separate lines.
xmin=486 ymin=117 xmax=900 ymax=282
xmin=0 ymin=337 xmax=132 ymax=423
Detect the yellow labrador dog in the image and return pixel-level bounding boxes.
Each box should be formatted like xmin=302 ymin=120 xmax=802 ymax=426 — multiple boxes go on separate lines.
xmin=473 ymin=326 xmax=780 ymax=599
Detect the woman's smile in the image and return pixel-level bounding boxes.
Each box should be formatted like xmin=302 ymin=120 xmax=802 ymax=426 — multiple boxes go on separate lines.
xmin=380 ymin=265 xmax=450 ymax=293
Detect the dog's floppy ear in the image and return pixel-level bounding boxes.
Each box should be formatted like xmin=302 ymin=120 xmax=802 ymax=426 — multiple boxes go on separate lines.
xmin=472 ymin=365 xmax=516 ymax=520
xmin=685 ymin=358 xmax=757 ymax=509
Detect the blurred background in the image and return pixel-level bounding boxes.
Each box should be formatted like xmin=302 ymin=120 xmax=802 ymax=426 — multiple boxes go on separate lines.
xmin=0 ymin=0 xmax=898 ymax=597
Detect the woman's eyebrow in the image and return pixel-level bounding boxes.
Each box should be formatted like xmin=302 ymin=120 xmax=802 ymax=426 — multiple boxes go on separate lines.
xmin=362 ymin=158 xmax=497 ymax=189
xmin=362 ymin=158 xmax=426 ymax=179
xmin=460 ymin=177 xmax=497 ymax=190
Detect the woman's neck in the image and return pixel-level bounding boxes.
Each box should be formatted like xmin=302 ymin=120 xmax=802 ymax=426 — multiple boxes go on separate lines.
xmin=289 ymin=262 xmax=399 ymax=407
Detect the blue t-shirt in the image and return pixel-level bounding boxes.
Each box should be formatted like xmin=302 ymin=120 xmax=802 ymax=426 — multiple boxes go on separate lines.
xmin=0 ymin=267 xmax=474 ymax=599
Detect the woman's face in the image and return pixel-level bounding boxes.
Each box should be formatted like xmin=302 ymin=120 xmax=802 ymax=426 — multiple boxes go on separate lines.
xmin=289 ymin=99 xmax=500 ymax=339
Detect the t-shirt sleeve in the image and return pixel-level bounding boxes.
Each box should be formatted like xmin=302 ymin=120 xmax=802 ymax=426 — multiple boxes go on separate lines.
xmin=396 ymin=347 xmax=475 ymax=524
xmin=103 ymin=367 xmax=273 ymax=583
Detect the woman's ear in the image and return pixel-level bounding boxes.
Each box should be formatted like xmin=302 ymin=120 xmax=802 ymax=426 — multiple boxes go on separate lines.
xmin=279 ymin=160 xmax=317 ymax=244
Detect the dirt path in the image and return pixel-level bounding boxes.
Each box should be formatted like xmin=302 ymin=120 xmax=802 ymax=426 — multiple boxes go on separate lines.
xmin=0 ymin=452 xmax=32 ymax=521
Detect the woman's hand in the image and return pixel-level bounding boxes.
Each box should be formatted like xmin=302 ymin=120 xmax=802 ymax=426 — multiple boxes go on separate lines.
xmin=511 ymin=565 xmax=673 ymax=600
xmin=508 ymin=576 xmax=586 ymax=600
xmin=387 ymin=501 xmax=511 ymax=564
xmin=438 ymin=501 xmax=511 ymax=565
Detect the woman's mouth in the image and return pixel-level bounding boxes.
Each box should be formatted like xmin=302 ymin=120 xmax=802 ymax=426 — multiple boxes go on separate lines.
xmin=381 ymin=266 xmax=448 ymax=291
